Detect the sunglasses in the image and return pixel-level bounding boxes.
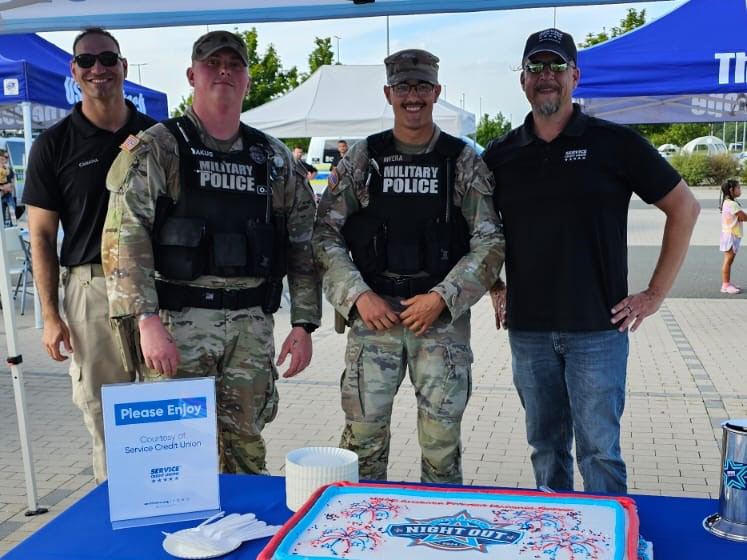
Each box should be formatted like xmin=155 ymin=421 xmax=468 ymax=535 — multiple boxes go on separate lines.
xmin=73 ymin=51 xmax=121 ymax=69
xmin=390 ymin=82 xmax=435 ymax=97
xmin=524 ymin=61 xmax=571 ymax=74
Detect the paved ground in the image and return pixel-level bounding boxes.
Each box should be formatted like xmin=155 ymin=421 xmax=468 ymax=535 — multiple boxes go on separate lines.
xmin=1 ymin=187 xmax=746 ymax=555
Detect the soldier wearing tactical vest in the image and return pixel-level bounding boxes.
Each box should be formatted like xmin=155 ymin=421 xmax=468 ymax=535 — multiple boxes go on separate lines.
xmin=313 ymin=49 xmax=505 ymax=483
xmin=102 ymin=30 xmax=321 ymax=475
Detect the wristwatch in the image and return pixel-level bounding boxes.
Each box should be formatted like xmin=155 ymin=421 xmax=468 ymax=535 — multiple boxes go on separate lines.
xmin=292 ymin=322 xmax=318 ymax=334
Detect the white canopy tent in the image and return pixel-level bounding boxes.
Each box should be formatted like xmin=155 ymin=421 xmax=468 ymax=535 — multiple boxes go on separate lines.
xmin=241 ymin=64 xmax=475 ymax=138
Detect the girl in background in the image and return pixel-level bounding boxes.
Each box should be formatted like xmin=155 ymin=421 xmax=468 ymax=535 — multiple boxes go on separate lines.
xmin=0 ymin=149 xmax=16 ymax=227
xmin=719 ymin=179 xmax=747 ymax=294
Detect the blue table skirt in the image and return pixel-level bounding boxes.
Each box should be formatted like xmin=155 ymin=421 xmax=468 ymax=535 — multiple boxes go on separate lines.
xmin=2 ymin=475 xmax=743 ymax=559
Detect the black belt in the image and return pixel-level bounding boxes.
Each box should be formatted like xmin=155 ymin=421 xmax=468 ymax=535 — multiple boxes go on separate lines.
xmin=156 ymin=280 xmax=267 ymax=311
xmin=366 ymin=275 xmax=440 ymax=299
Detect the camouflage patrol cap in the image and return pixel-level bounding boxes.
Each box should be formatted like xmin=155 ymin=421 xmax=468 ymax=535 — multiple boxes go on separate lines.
xmin=192 ymin=30 xmax=248 ymax=66
xmin=384 ymin=49 xmax=439 ymax=85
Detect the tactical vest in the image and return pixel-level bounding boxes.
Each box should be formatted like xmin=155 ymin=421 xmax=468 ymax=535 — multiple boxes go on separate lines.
xmin=342 ymin=130 xmax=469 ymax=297
xmin=153 ymin=117 xmax=286 ymax=281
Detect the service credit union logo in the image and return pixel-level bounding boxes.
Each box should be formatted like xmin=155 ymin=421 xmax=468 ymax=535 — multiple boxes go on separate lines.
xmin=387 ymin=510 xmax=522 ymax=552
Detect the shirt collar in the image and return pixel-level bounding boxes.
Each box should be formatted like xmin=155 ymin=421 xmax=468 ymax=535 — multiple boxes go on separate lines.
xmin=516 ymin=103 xmax=588 ymax=146
xmin=70 ymin=99 xmax=137 ymax=138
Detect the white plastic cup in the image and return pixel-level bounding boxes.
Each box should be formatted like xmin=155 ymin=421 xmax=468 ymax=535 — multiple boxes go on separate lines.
xmin=285 ymin=447 xmax=359 ymax=512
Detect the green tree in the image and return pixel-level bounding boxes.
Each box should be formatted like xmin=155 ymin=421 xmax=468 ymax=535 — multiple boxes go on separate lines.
xmin=647 ymin=123 xmax=710 ymax=148
xmin=580 ymin=8 xmax=646 ymax=47
xmin=243 ymin=28 xmax=300 ymax=110
xmin=475 ymin=112 xmax=512 ymax=146
xmin=171 ymin=93 xmax=192 ymax=117
xmin=308 ymin=37 xmax=335 ymax=74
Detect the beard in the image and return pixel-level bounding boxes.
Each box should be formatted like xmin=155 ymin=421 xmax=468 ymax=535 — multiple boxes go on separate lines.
xmin=535 ymin=99 xmax=561 ymax=117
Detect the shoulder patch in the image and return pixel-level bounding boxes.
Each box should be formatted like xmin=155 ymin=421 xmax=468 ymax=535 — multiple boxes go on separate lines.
xmin=327 ymin=168 xmax=340 ymax=191
xmin=120 ymin=134 xmax=141 ymax=153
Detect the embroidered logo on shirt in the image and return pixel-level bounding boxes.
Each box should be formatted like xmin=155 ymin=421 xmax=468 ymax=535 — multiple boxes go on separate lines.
xmin=564 ymin=149 xmax=587 ymax=162
xmin=78 ymin=158 xmax=99 ymax=168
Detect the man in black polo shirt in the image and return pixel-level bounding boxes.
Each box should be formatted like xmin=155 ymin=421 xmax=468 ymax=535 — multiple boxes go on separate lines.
xmin=22 ymin=28 xmax=156 ymax=483
xmin=482 ymin=28 xmax=700 ymax=494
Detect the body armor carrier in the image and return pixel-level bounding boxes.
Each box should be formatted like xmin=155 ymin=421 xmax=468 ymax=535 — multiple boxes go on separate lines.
xmin=153 ymin=117 xmax=287 ymax=312
xmin=342 ymin=130 xmax=469 ymax=298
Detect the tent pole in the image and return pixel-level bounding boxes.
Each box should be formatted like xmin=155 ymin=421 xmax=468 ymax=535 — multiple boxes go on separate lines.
xmin=0 ymin=225 xmax=46 ymax=516
xmin=21 ymin=102 xmax=42 ymax=330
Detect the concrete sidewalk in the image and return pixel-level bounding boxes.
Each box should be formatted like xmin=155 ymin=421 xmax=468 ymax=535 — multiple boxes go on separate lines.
xmin=0 ymin=187 xmax=745 ymax=555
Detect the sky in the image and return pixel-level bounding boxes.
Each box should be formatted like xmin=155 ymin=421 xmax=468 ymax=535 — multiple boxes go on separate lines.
xmin=40 ymin=0 xmax=688 ymax=128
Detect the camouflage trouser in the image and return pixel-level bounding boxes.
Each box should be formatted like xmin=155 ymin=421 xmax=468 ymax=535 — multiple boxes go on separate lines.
xmin=339 ymin=311 xmax=472 ymax=484
xmin=143 ymin=305 xmax=279 ymax=475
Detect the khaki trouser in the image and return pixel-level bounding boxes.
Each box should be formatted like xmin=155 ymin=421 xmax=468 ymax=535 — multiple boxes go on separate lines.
xmin=61 ymin=264 xmax=131 ymax=483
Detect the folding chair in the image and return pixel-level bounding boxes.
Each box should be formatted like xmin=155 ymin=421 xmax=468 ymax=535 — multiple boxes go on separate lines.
xmin=2 ymin=226 xmax=32 ymax=314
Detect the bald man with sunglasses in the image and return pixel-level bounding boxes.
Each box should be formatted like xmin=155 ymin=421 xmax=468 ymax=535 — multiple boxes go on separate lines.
xmin=22 ymin=28 xmax=156 ymax=483
xmin=482 ymin=28 xmax=700 ymax=494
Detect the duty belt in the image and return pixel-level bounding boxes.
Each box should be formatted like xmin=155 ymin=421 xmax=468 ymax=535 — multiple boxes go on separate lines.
xmin=156 ymin=280 xmax=267 ymax=311
xmin=367 ymin=275 xmax=439 ymax=299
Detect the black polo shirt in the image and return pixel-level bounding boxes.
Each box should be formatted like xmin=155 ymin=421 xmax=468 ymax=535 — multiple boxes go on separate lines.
xmin=23 ymin=101 xmax=156 ymax=267
xmin=483 ymin=104 xmax=681 ymax=331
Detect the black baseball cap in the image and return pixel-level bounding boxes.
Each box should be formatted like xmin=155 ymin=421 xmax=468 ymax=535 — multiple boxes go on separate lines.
xmin=523 ymin=28 xmax=577 ymax=64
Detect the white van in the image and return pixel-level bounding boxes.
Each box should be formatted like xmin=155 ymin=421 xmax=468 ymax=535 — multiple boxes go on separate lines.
xmin=306 ymin=137 xmax=361 ymax=168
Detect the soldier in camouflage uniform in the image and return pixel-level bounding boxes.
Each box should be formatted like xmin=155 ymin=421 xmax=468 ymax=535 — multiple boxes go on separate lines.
xmin=313 ymin=49 xmax=505 ymax=483
xmin=102 ymin=30 xmax=321 ymax=475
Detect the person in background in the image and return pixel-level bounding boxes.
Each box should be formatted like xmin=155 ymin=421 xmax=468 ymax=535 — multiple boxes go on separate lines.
xmin=22 ymin=28 xmax=156 ymax=483
xmin=292 ymin=145 xmax=318 ymax=181
xmin=0 ymin=149 xmax=17 ymax=226
xmin=484 ymin=27 xmax=700 ymax=494
xmin=719 ymin=179 xmax=746 ymax=294
xmin=329 ymin=139 xmax=348 ymax=170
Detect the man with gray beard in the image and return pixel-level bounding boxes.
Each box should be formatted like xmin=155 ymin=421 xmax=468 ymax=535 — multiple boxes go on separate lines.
xmin=482 ymin=28 xmax=700 ymax=494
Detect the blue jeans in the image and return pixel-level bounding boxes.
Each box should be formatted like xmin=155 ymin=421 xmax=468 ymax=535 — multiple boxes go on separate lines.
xmin=509 ymin=329 xmax=629 ymax=494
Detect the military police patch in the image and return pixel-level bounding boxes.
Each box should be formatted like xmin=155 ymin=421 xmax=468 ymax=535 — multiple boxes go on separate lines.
xmin=249 ymin=145 xmax=267 ymax=164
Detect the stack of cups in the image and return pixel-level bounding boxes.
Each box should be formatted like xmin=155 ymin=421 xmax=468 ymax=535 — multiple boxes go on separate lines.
xmin=285 ymin=447 xmax=359 ymax=512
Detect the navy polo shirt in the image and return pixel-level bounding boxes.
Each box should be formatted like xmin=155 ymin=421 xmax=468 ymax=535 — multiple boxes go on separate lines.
xmin=23 ymin=101 xmax=156 ymax=267
xmin=483 ymin=104 xmax=681 ymax=331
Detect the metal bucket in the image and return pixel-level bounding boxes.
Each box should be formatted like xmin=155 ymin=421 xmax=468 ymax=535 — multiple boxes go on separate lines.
xmin=703 ymin=419 xmax=747 ymax=542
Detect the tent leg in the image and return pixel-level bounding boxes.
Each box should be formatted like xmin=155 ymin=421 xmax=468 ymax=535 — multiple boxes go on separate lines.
xmin=20 ymin=102 xmax=42 ymax=330
xmin=0 ymin=226 xmax=43 ymax=514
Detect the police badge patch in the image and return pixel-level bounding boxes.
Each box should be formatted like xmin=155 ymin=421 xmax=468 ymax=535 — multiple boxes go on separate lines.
xmin=249 ymin=145 xmax=267 ymax=164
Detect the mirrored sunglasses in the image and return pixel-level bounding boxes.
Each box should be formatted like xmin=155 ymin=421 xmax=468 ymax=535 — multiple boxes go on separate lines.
xmin=73 ymin=51 xmax=121 ymax=69
xmin=390 ymin=82 xmax=435 ymax=97
xmin=524 ymin=61 xmax=570 ymax=74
